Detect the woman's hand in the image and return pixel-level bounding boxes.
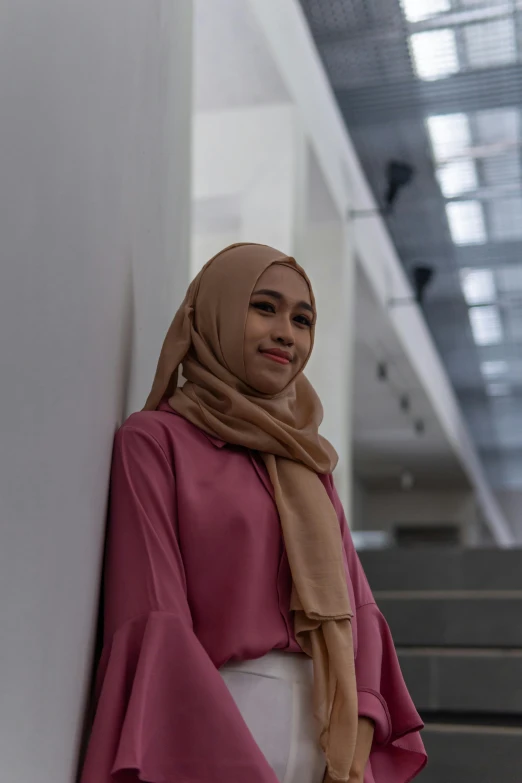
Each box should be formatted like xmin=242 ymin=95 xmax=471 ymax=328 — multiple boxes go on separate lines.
xmin=323 ymin=716 xmax=375 ymax=783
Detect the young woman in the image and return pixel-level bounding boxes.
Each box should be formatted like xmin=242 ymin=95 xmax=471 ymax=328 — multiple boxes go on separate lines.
xmin=80 ymin=243 xmax=427 ymax=783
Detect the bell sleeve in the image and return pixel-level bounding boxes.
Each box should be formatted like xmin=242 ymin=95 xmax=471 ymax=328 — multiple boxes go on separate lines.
xmin=80 ymin=423 xmax=279 ymax=783
xmin=327 ymin=477 xmax=428 ymax=783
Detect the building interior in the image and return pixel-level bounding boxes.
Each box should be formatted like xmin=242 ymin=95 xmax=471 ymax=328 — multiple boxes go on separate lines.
xmin=0 ymin=1 xmax=521 ymax=781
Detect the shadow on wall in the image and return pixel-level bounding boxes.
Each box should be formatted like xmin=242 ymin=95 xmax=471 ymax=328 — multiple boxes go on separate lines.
xmin=74 ymin=256 xmax=136 ymax=780
xmin=117 ymin=256 xmax=136 ymax=422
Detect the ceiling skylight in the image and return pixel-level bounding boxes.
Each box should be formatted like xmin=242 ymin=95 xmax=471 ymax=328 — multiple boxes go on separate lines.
xmin=469 ymin=305 xmax=503 ymax=346
xmin=487 ymin=382 xmax=511 ymax=397
xmin=410 ymin=29 xmax=459 ymax=81
xmin=496 ymin=266 xmax=522 ymax=294
xmin=475 ymin=108 xmax=520 ymax=148
xmin=490 ymin=197 xmax=522 ymax=242
xmin=460 ymin=268 xmax=496 ymax=305
xmin=426 ymin=114 xmax=472 ymax=163
xmin=481 ymin=360 xmax=508 ymax=378
xmin=464 ymin=18 xmax=517 ymax=69
xmin=446 ymin=201 xmax=487 ymax=245
xmin=401 ymin=0 xmax=450 ymax=23
xmin=436 ymin=159 xmax=478 ymax=197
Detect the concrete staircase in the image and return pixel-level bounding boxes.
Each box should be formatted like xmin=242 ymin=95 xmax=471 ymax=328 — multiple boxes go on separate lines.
xmin=358 ymin=548 xmax=522 ymax=783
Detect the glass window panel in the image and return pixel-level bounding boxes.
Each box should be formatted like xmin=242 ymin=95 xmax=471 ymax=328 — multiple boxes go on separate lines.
xmin=469 ymin=305 xmax=503 ymax=346
xmin=446 ymin=200 xmax=487 ymax=245
xmin=482 ymin=154 xmax=520 ymax=187
xmin=461 ymin=0 xmax=511 ymax=5
xmin=426 ymin=113 xmax=472 ymax=162
xmin=460 ymin=268 xmax=496 ymax=305
xmin=496 ymin=267 xmax=522 ymax=294
xmin=410 ymin=29 xmax=459 ymax=80
xmin=401 ymin=0 xmax=450 ymax=23
xmin=489 ymin=198 xmax=522 ymax=241
xmin=475 ymin=108 xmax=520 ymax=147
xmin=464 ymin=19 xmax=517 ymax=68
xmin=481 ymin=360 xmax=508 ymax=378
xmin=506 ymin=309 xmax=522 ymax=342
xmin=437 ymin=159 xmax=478 ymax=197
xmin=487 ymin=382 xmax=511 ymax=397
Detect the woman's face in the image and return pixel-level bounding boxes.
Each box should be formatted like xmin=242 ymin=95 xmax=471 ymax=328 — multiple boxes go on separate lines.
xmin=244 ymin=264 xmax=314 ymax=395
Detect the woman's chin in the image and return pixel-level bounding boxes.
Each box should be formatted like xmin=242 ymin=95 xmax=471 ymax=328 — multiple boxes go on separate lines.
xmin=247 ymin=371 xmax=289 ymax=396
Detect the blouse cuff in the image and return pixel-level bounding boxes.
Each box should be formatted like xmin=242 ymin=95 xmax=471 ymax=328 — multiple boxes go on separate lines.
xmin=357 ymin=688 xmax=392 ymax=745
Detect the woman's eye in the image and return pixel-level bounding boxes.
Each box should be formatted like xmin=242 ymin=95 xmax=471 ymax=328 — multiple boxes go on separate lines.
xmin=294 ymin=315 xmax=313 ymax=328
xmin=252 ymin=301 xmax=276 ymax=314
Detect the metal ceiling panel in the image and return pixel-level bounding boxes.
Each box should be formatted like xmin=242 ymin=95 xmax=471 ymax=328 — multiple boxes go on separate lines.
xmin=489 ymin=197 xmax=522 ymax=240
xmin=300 ymin=0 xmax=522 ymax=488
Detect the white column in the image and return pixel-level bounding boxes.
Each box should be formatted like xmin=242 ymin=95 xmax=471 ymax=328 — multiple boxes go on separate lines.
xmin=192 ymin=104 xmax=299 ymax=260
xmin=239 ymin=108 xmax=302 ymax=254
xmin=302 ymin=221 xmax=357 ymax=517
xmin=285 ymin=132 xmax=356 ymax=517
xmin=0 ymin=3 xmax=192 ymax=781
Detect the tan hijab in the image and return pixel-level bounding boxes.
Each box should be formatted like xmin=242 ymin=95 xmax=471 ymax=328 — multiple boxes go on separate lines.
xmin=144 ymin=243 xmax=358 ymax=782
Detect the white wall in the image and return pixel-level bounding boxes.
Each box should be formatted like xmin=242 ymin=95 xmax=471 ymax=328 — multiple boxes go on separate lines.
xmin=0 ymin=3 xmax=192 ymax=781
xmin=363 ymin=490 xmax=478 ymax=544
xmin=192 ymin=104 xmax=302 ymax=260
xmin=192 ymin=233 xmax=239 ymax=276
xmin=302 ymin=223 xmax=356 ymax=516
xmin=351 ymin=476 xmax=498 ymax=545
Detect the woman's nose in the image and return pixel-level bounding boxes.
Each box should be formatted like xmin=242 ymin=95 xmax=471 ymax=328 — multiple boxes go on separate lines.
xmin=273 ymin=318 xmax=294 ymax=346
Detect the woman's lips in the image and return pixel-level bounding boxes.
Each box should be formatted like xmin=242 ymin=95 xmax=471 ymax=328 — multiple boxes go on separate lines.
xmin=260 ymin=351 xmax=291 ymax=365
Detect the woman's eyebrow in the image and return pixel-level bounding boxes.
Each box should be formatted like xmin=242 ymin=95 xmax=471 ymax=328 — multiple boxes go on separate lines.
xmin=252 ymin=288 xmax=314 ymax=314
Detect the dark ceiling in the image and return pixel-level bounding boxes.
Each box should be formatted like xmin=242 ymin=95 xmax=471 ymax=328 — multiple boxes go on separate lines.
xmin=300 ymin=0 xmax=522 ymax=491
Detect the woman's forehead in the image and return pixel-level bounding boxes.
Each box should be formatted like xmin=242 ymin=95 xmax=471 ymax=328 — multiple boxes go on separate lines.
xmin=255 ymin=264 xmax=312 ymax=304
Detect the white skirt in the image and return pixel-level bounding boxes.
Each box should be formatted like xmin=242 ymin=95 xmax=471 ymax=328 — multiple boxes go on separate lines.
xmin=220 ymin=651 xmax=326 ymax=783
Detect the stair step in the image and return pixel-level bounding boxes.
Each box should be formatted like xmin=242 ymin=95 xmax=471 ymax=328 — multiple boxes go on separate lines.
xmin=358 ymin=548 xmax=522 ymax=592
xmin=398 ymin=647 xmax=522 ymax=714
xmin=417 ymin=722 xmax=522 ymax=783
xmin=376 ymin=595 xmax=522 ymax=647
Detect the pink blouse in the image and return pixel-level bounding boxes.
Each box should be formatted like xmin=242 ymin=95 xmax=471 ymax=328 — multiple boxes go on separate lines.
xmin=80 ymin=400 xmax=427 ymax=783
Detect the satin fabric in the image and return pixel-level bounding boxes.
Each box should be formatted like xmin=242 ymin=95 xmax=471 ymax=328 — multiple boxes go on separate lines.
xmin=143 ymin=243 xmax=358 ymax=779
xmin=79 ymin=407 xmax=427 ymax=783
